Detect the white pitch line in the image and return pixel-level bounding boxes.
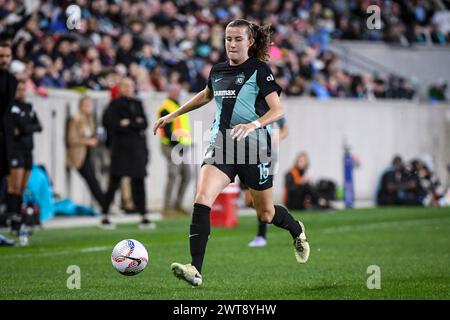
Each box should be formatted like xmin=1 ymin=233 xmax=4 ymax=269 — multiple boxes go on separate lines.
xmin=79 ymin=246 xmax=111 ymax=253
xmin=321 ymin=217 xmax=450 ymax=234
xmin=4 ymin=217 xmax=449 ymax=258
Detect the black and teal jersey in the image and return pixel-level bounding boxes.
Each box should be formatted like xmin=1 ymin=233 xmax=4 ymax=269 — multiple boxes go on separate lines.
xmin=207 ymin=58 xmax=281 ymax=146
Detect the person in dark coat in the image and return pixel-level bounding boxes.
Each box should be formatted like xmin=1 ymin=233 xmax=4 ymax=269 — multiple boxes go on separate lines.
xmin=0 ymin=41 xmax=18 ymax=179
xmin=0 ymin=40 xmax=18 ymax=246
xmin=101 ymin=78 xmax=155 ymax=230
xmin=377 ymin=156 xmax=422 ymax=206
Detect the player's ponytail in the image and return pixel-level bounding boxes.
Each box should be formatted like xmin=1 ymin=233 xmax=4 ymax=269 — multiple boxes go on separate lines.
xmin=248 ymin=23 xmax=272 ymax=62
xmin=226 ymin=19 xmax=272 ymax=62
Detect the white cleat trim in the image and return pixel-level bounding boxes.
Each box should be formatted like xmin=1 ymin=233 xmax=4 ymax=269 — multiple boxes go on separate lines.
xmin=171 ymin=263 xmax=203 ymax=287
xmin=294 ymin=221 xmax=310 ymax=263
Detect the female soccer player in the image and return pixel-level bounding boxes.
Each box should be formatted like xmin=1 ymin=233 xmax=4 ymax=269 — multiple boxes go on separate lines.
xmin=7 ymin=80 xmax=42 ymax=236
xmin=246 ymin=117 xmax=289 ymax=247
xmin=153 ymin=19 xmax=309 ymax=287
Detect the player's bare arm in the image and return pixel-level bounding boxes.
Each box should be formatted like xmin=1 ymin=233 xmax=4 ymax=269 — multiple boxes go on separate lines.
xmin=231 ymin=91 xmax=284 ymax=141
xmin=153 ymin=86 xmax=213 ymax=135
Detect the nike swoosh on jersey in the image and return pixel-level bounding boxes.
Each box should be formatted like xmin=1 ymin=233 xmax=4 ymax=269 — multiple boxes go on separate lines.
xmin=214 ymin=78 xmax=223 ymax=82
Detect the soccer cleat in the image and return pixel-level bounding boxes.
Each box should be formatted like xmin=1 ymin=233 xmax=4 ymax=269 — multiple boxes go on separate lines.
xmin=248 ymin=236 xmax=267 ymax=247
xmin=99 ymin=218 xmax=116 ymax=230
xmin=0 ymin=234 xmax=15 ymax=246
xmin=293 ymin=220 xmax=310 ymax=263
xmin=139 ymin=219 xmax=156 ymax=230
xmin=19 ymin=225 xmax=29 ymax=247
xmin=171 ymin=263 xmax=202 ymax=287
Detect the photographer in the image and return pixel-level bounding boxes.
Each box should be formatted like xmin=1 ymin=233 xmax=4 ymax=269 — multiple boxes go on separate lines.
xmin=377 ymin=156 xmax=422 ymax=206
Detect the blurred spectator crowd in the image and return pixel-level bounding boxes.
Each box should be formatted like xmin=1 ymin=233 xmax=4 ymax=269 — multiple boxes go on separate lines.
xmin=1 ymin=0 xmax=449 ymax=99
xmin=377 ymin=155 xmax=446 ymax=207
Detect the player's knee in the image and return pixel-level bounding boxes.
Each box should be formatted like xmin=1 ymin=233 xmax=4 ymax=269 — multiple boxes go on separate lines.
xmin=256 ymin=206 xmax=275 ymax=223
xmin=195 ymin=191 xmax=214 ymax=207
xmin=244 ymin=198 xmax=254 ymax=208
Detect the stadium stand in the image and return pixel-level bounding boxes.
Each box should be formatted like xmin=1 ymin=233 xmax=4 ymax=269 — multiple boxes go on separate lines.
xmin=0 ymin=1 xmax=449 ymax=210
xmin=1 ymin=0 xmax=449 ymax=99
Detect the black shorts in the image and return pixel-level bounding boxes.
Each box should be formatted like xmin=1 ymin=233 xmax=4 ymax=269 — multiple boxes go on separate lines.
xmin=239 ymin=181 xmax=249 ymax=191
xmin=202 ymin=140 xmax=273 ymax=190
xmin=201 ymin=161 xmax=273 ymax=191
xmin=9 ymin=151 xmax=33 ymax=170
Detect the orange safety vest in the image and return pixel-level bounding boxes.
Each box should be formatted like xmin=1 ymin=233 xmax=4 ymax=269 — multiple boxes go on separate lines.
xmin=290 ymin=167 xmax=303 ymax=185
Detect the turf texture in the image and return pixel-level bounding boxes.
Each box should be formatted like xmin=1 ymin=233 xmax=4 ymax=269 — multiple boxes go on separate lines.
xmin=0 ymin=207 xmax=449 ymax=300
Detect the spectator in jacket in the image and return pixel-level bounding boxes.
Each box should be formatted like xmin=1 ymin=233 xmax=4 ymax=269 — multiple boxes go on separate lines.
xmin=284 ymin=151 xmax=318 ymax=210
xmin=101 ymin=78 xmax=155 ymax=230
xmin=0 ymin=41 xmax=17 ymax=184
xmin=0 ymin=40 xmax=17 ymax=246
xmin=66 ymin=96 xmax=105 ymax=210
xmin=157 ymin=83 xmax=192 ymax=217
xmin=377 ymin=155 xmax=422 ymax=206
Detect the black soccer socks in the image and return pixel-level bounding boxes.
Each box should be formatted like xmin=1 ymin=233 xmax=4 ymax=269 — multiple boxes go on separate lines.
xmin=257 ymin=219 xmax=268 ymax=238
xmin=6 ymin=193 xmax=20 ymax=216
xmin=6 ymin=193 xmax=22 ymax=232
xmin=271 ymin=205 xmax=302 ymax=238
xmin=190 ymin=203 xmax=211 ymax=273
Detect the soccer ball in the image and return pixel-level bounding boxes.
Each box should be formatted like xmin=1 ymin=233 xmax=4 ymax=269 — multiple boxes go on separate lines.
xmin=111 ymin=239 xmax=148 ymax=276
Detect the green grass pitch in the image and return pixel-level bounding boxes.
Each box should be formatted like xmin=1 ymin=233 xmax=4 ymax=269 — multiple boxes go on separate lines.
xmin=0 ymin=207 xmax=449 ymax=300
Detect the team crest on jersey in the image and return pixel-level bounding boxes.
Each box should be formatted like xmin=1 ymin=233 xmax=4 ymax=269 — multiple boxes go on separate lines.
xmin=235 ymin=73 xmax=245 ymax=85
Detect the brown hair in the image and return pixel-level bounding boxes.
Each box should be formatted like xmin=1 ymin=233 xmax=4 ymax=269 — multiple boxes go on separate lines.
xmin=294 ymin=151 xmax=309 ymax=170
xmin=78 ymin=95 xmax=91 ymax=108
xmin=0 ymin=40 xmax=11 ymax=48
xmin=77 ymin=95 xmax=95 ymax=129
xmin=226 ymin=19 xmax=272 ymax=62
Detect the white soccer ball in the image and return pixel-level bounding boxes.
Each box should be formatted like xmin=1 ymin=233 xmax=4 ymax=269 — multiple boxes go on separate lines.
xmin=111 ymin=239 xmax=148 ymax=276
